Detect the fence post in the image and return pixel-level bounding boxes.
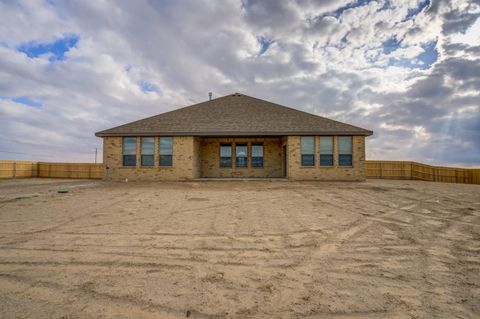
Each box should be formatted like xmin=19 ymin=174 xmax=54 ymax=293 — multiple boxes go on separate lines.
xmin=12 ymin=162 xmax=16 ymax=178
xmin=48 ymin=164 xmax=51 ymax=178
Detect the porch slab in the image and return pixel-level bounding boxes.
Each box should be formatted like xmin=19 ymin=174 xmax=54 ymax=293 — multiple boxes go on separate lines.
xmin=193 ymin=177 xmax=288 ymax=181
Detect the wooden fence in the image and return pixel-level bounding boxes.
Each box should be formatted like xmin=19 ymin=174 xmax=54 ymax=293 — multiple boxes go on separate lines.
xmin=365 ymin=161 xmax=480 ymax=184
xmin=0 ymin=161 xmax=103 ymax=179
xmin=37 ymin=162 xmax=103 ymax=179
xmin=0 ymin=160 xmax=479 ymax=184
xmin=0 ymin=161 xmax=39 ymax=179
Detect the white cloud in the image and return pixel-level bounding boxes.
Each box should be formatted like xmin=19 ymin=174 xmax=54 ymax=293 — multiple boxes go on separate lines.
xmin=449 ymin=16 xmax=480 ymax=45
xmin=0 ymin=0 xmax=478 ymax=165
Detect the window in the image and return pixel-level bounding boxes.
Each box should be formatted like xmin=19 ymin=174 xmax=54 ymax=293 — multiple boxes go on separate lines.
xmin=220 ymin=144 xmax=232 ymax=167
xmin=236 ymin=144 xmax=248 ymax=167
xmin=159 ymin=137 xmax=173 ymax=166
xmin=141 ymin=137 xmax=154 ymax=166
xmin=338 ymin=136 xmax=353 ymax=166
xmin=320 ymin=136 xmax=334 ymax=166
xmin=301 ymin=136 xmax=315 ymax=166
xmin=122 ymin=137 xmax=136 ymax=166
xmin=251 ymin=143 xmax=264 ymax=167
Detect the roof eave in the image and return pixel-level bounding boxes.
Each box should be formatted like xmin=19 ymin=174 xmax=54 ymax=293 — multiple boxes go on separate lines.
xmin=95 ymin=130 xmax=373 ymax=137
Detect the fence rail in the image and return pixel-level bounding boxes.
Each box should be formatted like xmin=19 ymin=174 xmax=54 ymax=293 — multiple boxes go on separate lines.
xmin=365 ymin=161 xmax=480 ymax=184
xmin=0 ymin=161 xmax=103 ymax=179
xmin=0 ymin=160 xmax=479 ymax=184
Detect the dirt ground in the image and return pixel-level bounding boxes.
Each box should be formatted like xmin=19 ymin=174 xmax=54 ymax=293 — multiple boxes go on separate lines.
xmin=0 ymin=178 xmax=479 ymax=319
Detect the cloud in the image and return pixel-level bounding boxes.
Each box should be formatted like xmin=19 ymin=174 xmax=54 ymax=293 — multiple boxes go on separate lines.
xmin=0 ymin=0 xmax=479 ymax=166
xmin=441 ymin=6 xmax=480 ymax=35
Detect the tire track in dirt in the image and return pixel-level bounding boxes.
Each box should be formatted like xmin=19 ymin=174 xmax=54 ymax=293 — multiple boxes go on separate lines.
xmin=1 ymin=179 xmax=479 ymax=318
xmin=359 ymin=190 xmax=479 ymax=318
xmin=1 ymin=190 xmax=143 ymax=246
xmin=281 ymin=187 xmax=383 ymax=313
xmin=0 ymin=259 xmax=192 ymax=270
xmin=0 ymin=244 xmax=301 ymax=253
xmin=149 ymin=194 xmax=286 ymax=234
xmin=290 ymin=185 xmax=449 ymax=317
xmin=290 ymin=187 xmax=376 ymax=258
xmin=0 ymin=273 xmax=219 ymax=319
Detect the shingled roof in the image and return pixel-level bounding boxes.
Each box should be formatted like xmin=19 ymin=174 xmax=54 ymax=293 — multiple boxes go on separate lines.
xmin=95 ymin=93 xmax=373 ymax=137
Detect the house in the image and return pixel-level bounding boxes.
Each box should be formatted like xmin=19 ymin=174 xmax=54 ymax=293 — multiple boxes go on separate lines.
xmin=95 ymin=93 xmax=373 ymax=181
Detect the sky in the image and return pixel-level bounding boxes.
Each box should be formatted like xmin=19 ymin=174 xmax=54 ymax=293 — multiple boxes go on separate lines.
xmin=0 ymin=0 xmax=479 ymax=166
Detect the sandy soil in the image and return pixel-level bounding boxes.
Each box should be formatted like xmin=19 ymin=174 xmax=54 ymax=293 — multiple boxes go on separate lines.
xmin=0 ymin=178 xmax=479 ymax=319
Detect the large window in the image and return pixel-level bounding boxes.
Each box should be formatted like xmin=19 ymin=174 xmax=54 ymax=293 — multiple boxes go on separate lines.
xmin=236 ymin=144 xmax=248 ymax=167
xmin=319 ymin=136 xmax=334 ymax=166
xmin=141 ymin=137 xmax=154 ymax=166
xmin=338 ymin=136 xmax=353 ymax=166
xmin=220 ymin=144 xmax=232 ymax=167
xmin=159 ymin=137 xmax=173 ymax=166
xmin=251 ymin=143 xmax=264 ymax=167
xmin=123 ymin=137 xmax=136 ymax=166
xmin=301 ymin=136 xmax=315 ymax=166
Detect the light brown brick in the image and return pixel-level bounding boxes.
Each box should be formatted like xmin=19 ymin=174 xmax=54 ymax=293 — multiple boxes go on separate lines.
xmin=102 ymin=135 xmax=366 ymax=181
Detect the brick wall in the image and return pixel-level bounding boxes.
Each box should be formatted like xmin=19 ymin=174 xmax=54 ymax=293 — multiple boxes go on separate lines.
xmin=286 ymin=136 xmax=366 ymax=181
xmin=199 ymin=137 xmax=284 ymax=178
xmin=101 ymin=135 xmax=366 ymax=181
xmin=103 ymin=136 xmax=197 ymax=181
xmin=192 ymin=137 xmax=201 ymax=179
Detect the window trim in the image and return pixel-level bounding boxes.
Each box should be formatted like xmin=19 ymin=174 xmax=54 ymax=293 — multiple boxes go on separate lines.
xmin=159 ymin=137 xmax=173 ymax=167
xmin=251 ymin=143 xmax=264 ymax=168
xmin=319 ymin=136 xmax=334 ymax=167
xmin=338 ymin=136 xmax=353 ymax=167
xmin=300 ymin=136 xmax=315 ymax=167
xmin=140 ymin=137 xmax=155 ymax=167
xmin=122 ymin=137 xmax=137 ymax=167
xmin=219 ymin=143 xmax=232 ymax=168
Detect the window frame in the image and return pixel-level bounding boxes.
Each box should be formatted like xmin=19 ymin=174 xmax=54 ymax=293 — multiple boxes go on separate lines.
xmin=122 ymin=137 xmax=137 ymax=167
xmin=338 ymin=136 xmax=353 ymax=167
xmin=219 ymin=143 xmax=232 ymax=168
xmin=235 ymin=143 xmax=248 ymax=168
xmin=319 ymin=136 xmax=334 ymax=167
xmin=300 ymin=136 xmax=315 ymax=167
xmin=251 ymin=143 xmax=264 ymax=168
xmin=140 ymin=137 xmax=155 ymax=167
xmin=159 ymin=137 xmax=173 ymax=167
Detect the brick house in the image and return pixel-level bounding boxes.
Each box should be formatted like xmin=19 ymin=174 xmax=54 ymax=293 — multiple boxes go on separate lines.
xmin=95 ymin=93 xmax=373 ymax=181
